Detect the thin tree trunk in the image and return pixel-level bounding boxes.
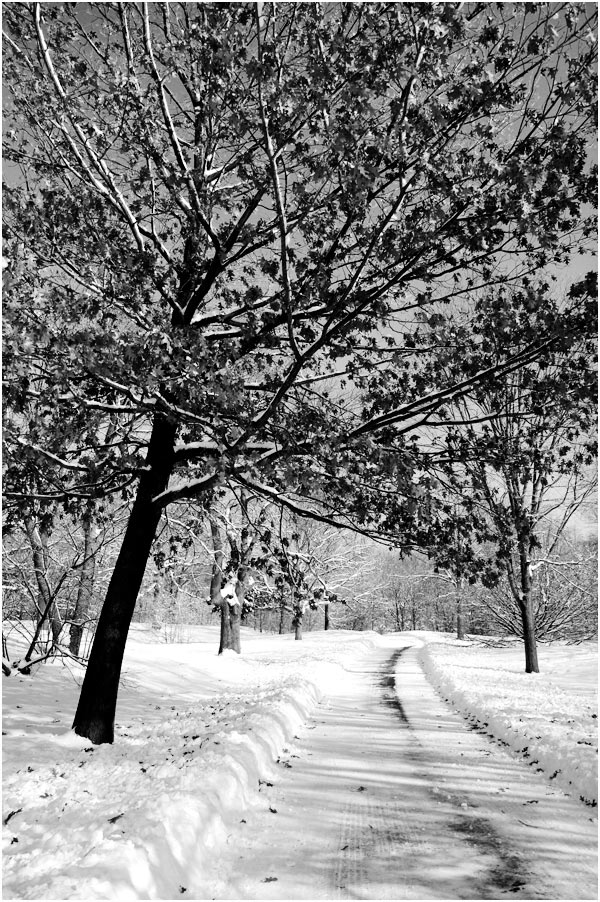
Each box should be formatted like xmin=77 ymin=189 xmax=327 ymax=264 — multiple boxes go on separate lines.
xmin=456 ymin=579 xmax=465 ymax=641
xmin=69 ymin=506 xmax=95 ymax=657
xmin=23 ymin=515 xmax=62 ymax=649
xmin=41 ymin=528 xmax=62 ymax=644
xmin=519 ymin=567 xmax=539 ymax=673
xmin=279 ymin=601 xmax=285 ymax=634
xmin=513 ymin=534 xmax=540 ymax=673
xmin=324 ymin=603 xmax=330 ymax=631
xmin=72 ymin=413 xmax=177 ymax=744
xmin=22 ymin=588 xmax=66 ymax=671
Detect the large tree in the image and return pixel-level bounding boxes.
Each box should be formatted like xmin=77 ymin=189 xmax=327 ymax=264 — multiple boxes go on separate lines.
xmin=3 ymin=3 xmax=596 ymax=742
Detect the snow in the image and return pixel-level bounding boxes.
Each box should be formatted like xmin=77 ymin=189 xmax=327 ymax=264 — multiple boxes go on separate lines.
xmin=2 ymin=626 xmax=597 ymax=900
xmin=419 ymin=635 xmax=598 ymax=806
xmin=214 ymin=637 xmax=597 ymax=900
xmin=3 ymin=626 xmax=379 ymax=900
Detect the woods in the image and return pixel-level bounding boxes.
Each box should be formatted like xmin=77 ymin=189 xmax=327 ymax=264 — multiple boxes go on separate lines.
xmin=2 ymin=3 xmax=597 ymax=743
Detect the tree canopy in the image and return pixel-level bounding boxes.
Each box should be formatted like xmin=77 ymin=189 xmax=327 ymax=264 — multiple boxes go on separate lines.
xmin=4 ymin=2 xmax=596 ymax=519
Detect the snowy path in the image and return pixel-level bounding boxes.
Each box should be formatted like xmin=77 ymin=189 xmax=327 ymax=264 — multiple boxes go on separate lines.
xmin=213 ymin=640 xmax=597 ymax=901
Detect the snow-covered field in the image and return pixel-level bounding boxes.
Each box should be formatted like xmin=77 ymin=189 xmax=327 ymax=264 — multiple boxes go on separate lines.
xmin=2 ymin=626 xmax=597 ymax=900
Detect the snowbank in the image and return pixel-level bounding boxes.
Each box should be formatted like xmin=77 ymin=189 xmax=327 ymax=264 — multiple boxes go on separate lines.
xmin=419 ymin=638 xmax=598 ymax=807
xmin=2 ymin=627 xmax=381 ymax=900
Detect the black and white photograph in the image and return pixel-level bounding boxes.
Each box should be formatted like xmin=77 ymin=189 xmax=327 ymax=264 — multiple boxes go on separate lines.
xmin=2 ymin=2 xmax=597 ymax=899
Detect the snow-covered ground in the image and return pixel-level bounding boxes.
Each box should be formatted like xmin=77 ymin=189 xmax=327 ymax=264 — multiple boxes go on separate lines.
xmin=420 ymin=636 xmax=598 ymax=807
xmin=2 ymin=626 xmax=380 ymax=900
xmin=2 ymin=626 xmax=597 ymax=900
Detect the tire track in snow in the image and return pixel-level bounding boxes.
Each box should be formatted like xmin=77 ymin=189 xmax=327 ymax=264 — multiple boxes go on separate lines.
xmin=380 ymin=649 xmax=530 ymax=899
xmin=214 ymin=643 xmax=597 ymax=900
xmin=334 ymin=798 xmax=369 ymax=895
xmin=330 ymin=651 xmax=529 ymax=900
xmin=392 ymin=644 xmax=597 ymax=900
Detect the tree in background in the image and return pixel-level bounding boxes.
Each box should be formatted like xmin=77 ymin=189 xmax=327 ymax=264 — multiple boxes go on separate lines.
xmin=2 ymin=500 xmax=123 ymax=671
xmin=256 ymin=513 xmax=362 ymax=640
xmin=337 ymin=550 xmax=469 ymax=635
xmin=3 ymin=3 xmax=596 ymax=741
xmin=430 ymin=277 xmax=597 ymax=671
xmin=480 ymin=528 xmax=598 ymax=644
xmin=206 ymin=490 xmax=262 ymax=655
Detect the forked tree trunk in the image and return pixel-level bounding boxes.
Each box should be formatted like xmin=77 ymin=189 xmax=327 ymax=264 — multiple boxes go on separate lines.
xmin=72 ymin=414 xmax=177 ymax=744
xmin=69 ymin=507 xmax=95 ymax=657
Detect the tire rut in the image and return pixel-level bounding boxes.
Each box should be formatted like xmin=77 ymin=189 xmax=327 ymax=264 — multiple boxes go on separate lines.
xmin=342 ymin=648 xmax=532 ymax=900
xmin=219 ymin=644 xmax=593 ymax=901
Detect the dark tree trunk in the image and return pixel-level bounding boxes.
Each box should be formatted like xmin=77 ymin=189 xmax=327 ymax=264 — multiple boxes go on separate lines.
xmin=69 ymin=506 xmax=95 ymax=657
xmin=456 ymin=600 xmax=464 ymax=641
xmin=324 ymin=603 xmax=330 ymax=631
xmin=278 ymin=601 xmax=286 ymax=634
xmin=291 ymin=587 xmax=302 ymax=639
xmin=518 ymin=542 xmax=539 ymax=674
xmin=519 ymin=592 xmax=539 ymax=674
xmin=219 ymin=600 xmax=241 ymax=654
xmin=72 ymin=413 xmax=177 ymax=744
